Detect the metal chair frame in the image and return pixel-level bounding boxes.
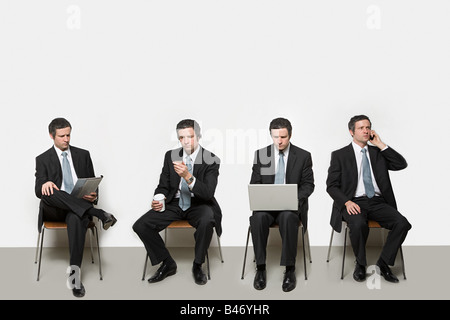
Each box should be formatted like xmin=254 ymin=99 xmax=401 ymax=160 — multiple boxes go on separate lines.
xmin=326 ymin=220 xmax=406 ymax=280
xmin=35 ymin=220 xmax=103 ymax=281
xmin=241 ymin=221 xmax=312 ymax=280
xmin=141 ymin=220 xmax=224 ymax=280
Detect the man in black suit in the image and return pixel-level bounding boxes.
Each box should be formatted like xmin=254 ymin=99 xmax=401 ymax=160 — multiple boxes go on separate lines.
xmin=326 ymin=115 xmax=411 ymax=283
xmin=250 ymin=118 xmax=314 ymax=292
xmin=35 ymin=118 xmax=117 ymax=298
xmin=133 ymin=119 xmax=221 ymax=285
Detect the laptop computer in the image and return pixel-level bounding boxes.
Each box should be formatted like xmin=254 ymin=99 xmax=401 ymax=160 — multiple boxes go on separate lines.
xmin=248 ymin=184 xmax=298 ymax=211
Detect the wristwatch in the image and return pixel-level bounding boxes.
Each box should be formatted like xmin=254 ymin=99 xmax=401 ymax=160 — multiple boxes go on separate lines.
xmin=187 ymin=176 xmax=194 ymax=184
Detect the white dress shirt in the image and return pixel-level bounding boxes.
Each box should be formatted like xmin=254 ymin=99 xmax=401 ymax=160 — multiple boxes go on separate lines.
xmin=352 ymin=142 xmax=385 ymax=198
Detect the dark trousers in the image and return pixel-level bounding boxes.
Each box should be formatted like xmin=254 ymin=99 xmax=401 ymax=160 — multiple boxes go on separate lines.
xmin=40 ymin=190 xmax=98 ymax=267
xmin=133 ymin=198 xmax=215 ymax=266
xmin=343 ymin=196 xmax=412 ymax=266
xmin=250 ymin=210 xmax=299 ymax=267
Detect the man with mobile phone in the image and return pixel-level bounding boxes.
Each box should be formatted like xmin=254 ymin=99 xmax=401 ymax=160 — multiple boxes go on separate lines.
xmin=326 ymin=115 xmax=411 ymax=283
xmin=133 ymin=119 xmax=222 ymax=286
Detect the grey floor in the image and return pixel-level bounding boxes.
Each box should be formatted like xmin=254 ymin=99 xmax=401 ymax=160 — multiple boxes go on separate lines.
xmin=1 ymin=245 xmax=448 ymax=300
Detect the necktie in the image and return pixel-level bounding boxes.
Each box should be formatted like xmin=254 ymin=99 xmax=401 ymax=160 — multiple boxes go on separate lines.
xmin=62 ymin=151 xmax=74 ymax=194
xmin=274 ymin=151 xmax=285 ymax=184
xmin=361 ymin=148 xmax=375 ymax=198
xmin=179 ymin=156 xmax=193 ymax=211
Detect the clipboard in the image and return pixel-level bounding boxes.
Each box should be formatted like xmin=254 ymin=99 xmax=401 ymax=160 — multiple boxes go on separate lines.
xmin=71 ymin=176 xmax=103 ymax=198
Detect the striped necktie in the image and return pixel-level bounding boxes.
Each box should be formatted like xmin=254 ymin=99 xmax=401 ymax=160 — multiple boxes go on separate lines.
xmin=62 ymin=151 xmax=74 ymax=193
xmin=179 ymin=156 xmax=193 ymax=210
xmin=361 ymin=148 xmax=375 ymax=198
xmin=274 ymin=151 xmax=285 ymax=184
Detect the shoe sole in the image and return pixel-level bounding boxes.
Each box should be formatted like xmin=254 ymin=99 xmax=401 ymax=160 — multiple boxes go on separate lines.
xmin=103 ymin=218 xmax=117 ymax=230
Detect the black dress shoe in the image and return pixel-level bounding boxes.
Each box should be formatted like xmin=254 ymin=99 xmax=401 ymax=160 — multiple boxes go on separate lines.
xmin=102 ymin=212 xmax=117 ymax=230
xmin=192 ymin=264 xmax=207 ymax=285
xmin=353 ymin=263 xmax=366 ymax=282
xmin=148 ymin=261 xmax=177 ymax=283
xmin=253 ymin=270 xmax=266 ymax=290
xmin=282 ymin=270 xmax=296 ymax=292
xmin=377 ymin=263 xmax=399 ymax=283
xmin=72 ymin=282 xmax=85 ymax=298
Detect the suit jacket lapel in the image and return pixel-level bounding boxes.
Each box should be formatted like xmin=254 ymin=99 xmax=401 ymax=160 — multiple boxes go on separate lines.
xmin=368 ymin=146 xmax=379 ymax=182
xmin=192 ymin=147 xmax=203 ymax=177
xmin=346 ymin=143 xmax=358 ymax=185
xmin=70 ymin=146 xmax=81 ymax=177
xmin=285 ymin=144 xmax=297 ymax=184
xmin=50 ymin=147 xmax=63 ymax=179
xmin=268 ymin=145 xmax=275 ymax=184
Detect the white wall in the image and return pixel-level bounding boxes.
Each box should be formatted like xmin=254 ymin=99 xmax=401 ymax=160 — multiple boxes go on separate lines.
xmin=1 ymin=0 xmax=449 ymax=247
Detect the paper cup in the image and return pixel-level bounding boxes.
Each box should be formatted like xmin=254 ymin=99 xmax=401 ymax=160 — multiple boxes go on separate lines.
xmin=153 ymin=193 xmax=166 ymax=212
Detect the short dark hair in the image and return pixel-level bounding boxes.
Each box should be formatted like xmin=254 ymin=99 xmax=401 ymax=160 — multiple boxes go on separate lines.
xmin=176 ymin=119 xmax=202 ymax=138
xmin=48 ymin=118 xmax=72 ymax=137
xmin=348 ymin=115 xmax=371 ymax=132
xmin=269 ymin=117 xmax=292 ymax=137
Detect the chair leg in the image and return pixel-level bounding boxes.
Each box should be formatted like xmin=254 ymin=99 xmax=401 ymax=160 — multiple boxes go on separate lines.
xmin=37 ymin=227 xmax=45 ymax=281
xmin=241 ymin=226 xmax=251 ymax=279
xmin=35 ymin=231 xmax=41 ymax=264
xmin=216 ymin=233 xmax=224 ymax=263
xmin=142 ymin=254 xmax=149 ymax=281
xmin=206 ymin=251 xmax=211 ymax=280
xmin=326 ymin=228 xmax=335 ymax=262
xmin=341 ymin=226 xmax=348 ymax=280
xmin=305 ymin=229 xmax=312 ymax=263
xmin=93 ymin=225 xmax=103 ymax=280
xmin=89 ymin=227 xmax=95 ymax=264
xmin=301 ymin=226 xmax=307 ymax=280
xmin=399 ymin=246 xmax=406 ymax=280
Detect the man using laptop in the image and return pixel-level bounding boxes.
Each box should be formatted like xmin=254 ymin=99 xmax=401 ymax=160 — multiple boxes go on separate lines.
xmin=249 ymin=117 xmax=315 ymax=292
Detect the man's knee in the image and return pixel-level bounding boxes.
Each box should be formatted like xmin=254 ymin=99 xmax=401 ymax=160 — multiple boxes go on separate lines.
xmin=250 ymin=211 xmax=272 ymax=228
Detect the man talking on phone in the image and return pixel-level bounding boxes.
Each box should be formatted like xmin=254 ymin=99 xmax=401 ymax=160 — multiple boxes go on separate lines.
xmin=326 ymin=115 xmax=411 ymax=283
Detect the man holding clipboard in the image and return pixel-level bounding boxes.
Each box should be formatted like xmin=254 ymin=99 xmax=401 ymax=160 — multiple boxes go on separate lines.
xmin=35 ymin=118 xmax=117 ymax=297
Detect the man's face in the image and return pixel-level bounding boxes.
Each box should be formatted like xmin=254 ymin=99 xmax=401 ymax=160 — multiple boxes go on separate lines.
xmin=177 ymin=127 xmax=199 ymax=155
xmin=271 ymin=128 xmax=291 ymax=152
xmin=351 ymin=119 xmax=372 ymax=146
xmin=51 ymin=127 xmax=71 ymax=151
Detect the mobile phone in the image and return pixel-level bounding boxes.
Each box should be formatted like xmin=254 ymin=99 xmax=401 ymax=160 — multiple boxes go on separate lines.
xmin=370 ymin=135 xmax=374 ymax=140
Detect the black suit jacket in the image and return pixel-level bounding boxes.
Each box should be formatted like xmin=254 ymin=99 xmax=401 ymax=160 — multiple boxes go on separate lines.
xmin=154 ymin=147 xmax=223 ymax=236
xmin=35 ymin=145 xmax=96 ymax=229
xmin=326 ymin=143 xmax=407 ymax=232
xmin=250 ymin=144 xmax=315 ymax=230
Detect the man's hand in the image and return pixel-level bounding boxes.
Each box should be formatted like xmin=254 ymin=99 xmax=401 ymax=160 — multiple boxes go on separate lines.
xmin=370 ymin=130 xmax=387 ymax=150
xmin=345 ymin=200 xmax=361 ymax=215
xmin=42 ymin=181 xmax=59 ymax=196
xmin=173 ymin=161 xmax=191 ymax=180
xmin=151 ymin=200 xmax=164 ymax=212
xmin=83 ymin=192 xmax=97 ymax=203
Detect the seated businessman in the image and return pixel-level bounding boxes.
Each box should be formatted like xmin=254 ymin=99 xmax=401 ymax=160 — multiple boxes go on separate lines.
xmin=133 ymin=119 xmax=222 ymax=285
xmin=326 ymin=114 xmax=411 ymax=283
xmin=250 ymin=117 xmax=314 ymax=292
xmin=35 ymin=117 xmax=117 ymax=298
